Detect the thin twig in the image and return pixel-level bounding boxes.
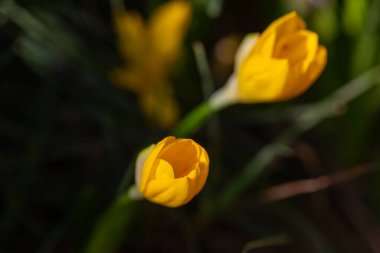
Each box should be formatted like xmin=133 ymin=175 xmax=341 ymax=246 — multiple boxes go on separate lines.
xmin=259 ymin=164 xmax=377 ymax=204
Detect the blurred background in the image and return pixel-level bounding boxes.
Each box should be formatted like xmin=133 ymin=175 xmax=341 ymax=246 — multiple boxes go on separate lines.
xmin=1 ymin=0 xmax=380 ymax=252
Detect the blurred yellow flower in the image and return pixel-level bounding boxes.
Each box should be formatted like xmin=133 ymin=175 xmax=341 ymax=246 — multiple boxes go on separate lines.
xmin=210 ymin=12 xmax=327 ymax=108
xmin=135 ymin=136 xmax=209 ymax=208
xmin=110 ymin=1 xmax=192 ymax=128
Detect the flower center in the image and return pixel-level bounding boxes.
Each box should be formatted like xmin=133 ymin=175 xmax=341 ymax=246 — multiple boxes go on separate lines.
xmin=158 ymin=139 xmax=198 ymax=178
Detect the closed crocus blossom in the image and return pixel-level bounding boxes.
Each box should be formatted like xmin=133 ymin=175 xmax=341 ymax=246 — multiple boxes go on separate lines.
xmin=210 ymin=12 xmax=327 ymax=108
xmin=135 ymin=137 xmax=209 ymax=207
xmin=110 ymin=1 xmax=192 ymax=129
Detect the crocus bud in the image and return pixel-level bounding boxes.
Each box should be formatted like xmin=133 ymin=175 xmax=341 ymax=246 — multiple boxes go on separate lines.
xmin=210 ymin=12 xmax=327 ymax=109
xmin=135 ymin=137 xmax=209 ymax=207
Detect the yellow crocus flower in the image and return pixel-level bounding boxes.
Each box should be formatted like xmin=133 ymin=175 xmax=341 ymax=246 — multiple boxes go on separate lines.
xmin=134 ymin=136 xmax=209 ymax=208
xmin=210 ymin=12 xmax=327 ymax=108
xmin=110 ymin=1 xmax=192 ymax=128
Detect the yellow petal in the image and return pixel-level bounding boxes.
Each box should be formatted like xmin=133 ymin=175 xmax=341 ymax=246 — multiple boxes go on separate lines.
xmin=252 ymin=12 xmax=305 ymax=57
xmin=114 ymin=11 xmax=146 ymax=61
xmin=140 ymin=137 xmax=175 ymax=192
xmin=148 ymin=1 xmax=192 ymax=65
xmin=279 ymin=45 xmax=327 ymax=100
xmin=144 ymin=178 xmax=177 ymax=204
xmin=144 ymin=177 xmax=192 ymax=207
xmin=301 ymin=31 xmax=319 ymax=71
xmin=273 ymin=30 xmax=318 ymax=69
xmin=238 ymin=55 xmax=289 ymax=102
xmin=254 ymin=31 xmax=276 ymax=58
xmin=194 ymin=148 xmax=209 ymax=195
xmin=166 ymin=177 xmax=192 ymax=207
xmin=306 ymin=45 xmax=327 ymax=83
xmin=187 ymin=169 xmax=198 ymax=180
xmin=135 ymin=144 xmax=155 ymax=189
xmin=156 ymin=159 xmax=175 ymax=179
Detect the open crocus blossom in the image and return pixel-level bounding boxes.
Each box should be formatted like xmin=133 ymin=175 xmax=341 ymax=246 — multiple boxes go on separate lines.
xmin=210 ymin=11 xmax=327 ymax=109
xmin=110 ymin=1 xmax=192 ymax=129
xmin=134 ymin=137 xmax=209 ymax=208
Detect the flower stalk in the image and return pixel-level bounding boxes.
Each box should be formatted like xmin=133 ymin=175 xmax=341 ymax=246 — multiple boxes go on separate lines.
xmin=171 ymin=101 xmax=216 ymax=137
xmin=84 ymin=189 xmax=139 ymax=253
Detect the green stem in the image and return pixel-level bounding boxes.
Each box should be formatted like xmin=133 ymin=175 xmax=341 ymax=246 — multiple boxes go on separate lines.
xmin=84 ymin=192 xmax=136 ymax=253
xmin=171 ymin=101 xmax=216 ymax=137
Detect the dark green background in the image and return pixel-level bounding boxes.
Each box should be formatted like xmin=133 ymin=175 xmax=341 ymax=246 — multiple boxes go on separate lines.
xmin=1 ymin=0 xmax=380 ymax=252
